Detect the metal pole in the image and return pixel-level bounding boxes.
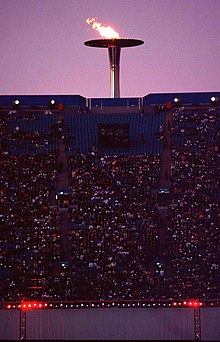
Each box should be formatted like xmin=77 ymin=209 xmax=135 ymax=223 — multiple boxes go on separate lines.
xmin=108 ymin=45 xmax=121 ymax=98
xmin=20 ymin=309 xmax=26 ymax=340
xmin=194 ymin=307 xmax=201 ymax=341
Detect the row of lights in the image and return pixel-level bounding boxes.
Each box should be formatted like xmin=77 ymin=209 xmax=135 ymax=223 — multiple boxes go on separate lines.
xmin=172 ymin=301 xmax=202 ymax=307
xmin=5 ymin=300 xmax=206 ymax=310
xmin=12 ymin=99 xmax=59 ymax=109
xmin=173 ymin=96 xmax=218 ymax=105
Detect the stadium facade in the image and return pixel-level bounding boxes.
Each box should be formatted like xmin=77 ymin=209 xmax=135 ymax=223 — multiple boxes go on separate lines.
xmin=1 ymin=91 xmax=219 ymax=108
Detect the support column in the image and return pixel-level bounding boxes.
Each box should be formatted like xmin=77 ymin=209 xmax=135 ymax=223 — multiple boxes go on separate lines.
xmin=19 ymin=309 xmax=26 ymax=340
xmin=108 ymin=46 xmax=121 ymax=98
xmin=194 ymin=307 xmax=201 ymax=341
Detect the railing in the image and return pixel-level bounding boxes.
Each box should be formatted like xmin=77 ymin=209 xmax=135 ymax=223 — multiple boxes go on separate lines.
xmin=1 ymin=298 xmax=219 ymax=310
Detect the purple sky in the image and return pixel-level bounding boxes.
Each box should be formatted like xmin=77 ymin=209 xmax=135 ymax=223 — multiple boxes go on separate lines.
xmin=1 ymin=0 xmax=220 ymax=98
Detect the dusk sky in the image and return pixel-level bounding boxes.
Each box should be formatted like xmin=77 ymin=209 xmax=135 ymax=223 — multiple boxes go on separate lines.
xmin=1 ymin=0 xmax=220 ymax=98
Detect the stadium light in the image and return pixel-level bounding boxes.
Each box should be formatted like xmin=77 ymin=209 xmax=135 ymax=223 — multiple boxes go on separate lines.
xmin=173 ymin=97 xmax=181 ymax=106
xmin=210 ymin=96 xmax=218 ymax=106
xmin=48 ymin=99 xmax=56 ymax=109
xmin=13 ymin=99 xmax=20 ymax=108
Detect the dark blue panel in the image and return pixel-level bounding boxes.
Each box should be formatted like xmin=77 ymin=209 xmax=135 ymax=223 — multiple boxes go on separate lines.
xmin=143 ymin=92 xmax=220 ymax=105
xmin=0 ymin=95 xmax=86 ymax=108
xmin=91 ymin=97 xmax=140 ymax=107
xmin=1 ymin=92 xmax=220 ymax=108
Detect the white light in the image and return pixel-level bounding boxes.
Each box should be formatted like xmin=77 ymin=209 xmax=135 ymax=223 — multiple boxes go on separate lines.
xmin=15 ymin=100 xmax=20 ymax=105
xmin=211 ymin=96 xmax=216 ymax=102
xmin=50 ymin=99 xmax=55 ymax=105
xmin=174 ymin=97 xmax=179 ymax=103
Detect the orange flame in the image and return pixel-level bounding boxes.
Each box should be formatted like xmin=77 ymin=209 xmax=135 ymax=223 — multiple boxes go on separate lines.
xmin=86 ymin=17 xmax=119 ymax=39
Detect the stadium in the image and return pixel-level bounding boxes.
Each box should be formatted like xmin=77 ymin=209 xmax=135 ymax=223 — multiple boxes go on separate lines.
xmin=0 ymin=92 xmax=219 ymax=340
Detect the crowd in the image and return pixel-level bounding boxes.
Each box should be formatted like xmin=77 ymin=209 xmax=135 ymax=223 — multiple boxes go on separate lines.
xmin=1 ymin=110 xmax=62 ymax=155
xmin=0 ymin=151 xmax=61 ymax=301
xmin=65 ymin=152 xmax=162 ymax=300
xmin=0 ymin=107 xmax=219 ymax=302
xmin=164 ymin=108 xmax=220 ymax=299
xmin=0 ymin=111 xmax=63 ymax=301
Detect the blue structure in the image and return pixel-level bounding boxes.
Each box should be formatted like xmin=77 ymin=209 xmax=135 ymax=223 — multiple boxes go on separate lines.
xmin=65 ymin=111 xmax=164 ymax=155
xmin=143 ymin=92 xmax=220 ymax=106
xmin=0 ymin=92 xmax=219 ymax=108
xmin=0 ymin=95 xmax=86 ymax=108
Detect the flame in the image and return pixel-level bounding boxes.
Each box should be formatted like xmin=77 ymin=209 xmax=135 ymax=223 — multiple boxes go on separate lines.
xmin=86 ymin=17 xmax=119 ymax=39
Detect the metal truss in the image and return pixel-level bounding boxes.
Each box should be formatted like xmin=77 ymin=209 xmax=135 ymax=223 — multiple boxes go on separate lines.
xmin=194 ymin=307 xmax=201 ymax=341
xmin=19 ymin=309 xmax=26 ymax=340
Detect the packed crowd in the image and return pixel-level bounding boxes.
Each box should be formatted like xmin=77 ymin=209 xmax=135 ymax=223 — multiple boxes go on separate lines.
xmin=0 ymin=107 xmax=219 ymax=302
xmin=65 ymin=152 xmax=162 ymax=300
xmin=164 ymin=108 xmax=220 ymax=299
xmin=0 ymin=150 xmax=61 ymax=301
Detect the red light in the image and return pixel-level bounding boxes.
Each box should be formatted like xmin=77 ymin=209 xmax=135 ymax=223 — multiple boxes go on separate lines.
xmin=194 ymin=302 xmax=198 ymax=306
xmin=7 ymin=305 xmax=11 ymax=309
xmin=173 ymin=302 xmax=177 ymax=306
xmin=18 ymin=301 xmax=48 ymax=309
xmin=189 ymin=302 xmax=192 ymax=306
xmin=183 ymin=301 xmax=187 ymax=305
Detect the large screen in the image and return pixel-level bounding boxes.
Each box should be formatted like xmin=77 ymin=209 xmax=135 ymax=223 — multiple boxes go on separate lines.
xmin=98 ymin=124 xmax=129 ymax=147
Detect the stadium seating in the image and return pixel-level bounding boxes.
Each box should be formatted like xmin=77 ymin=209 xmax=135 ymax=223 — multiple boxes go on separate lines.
xmin=0 ymin=105 xmax=219 ymax=301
